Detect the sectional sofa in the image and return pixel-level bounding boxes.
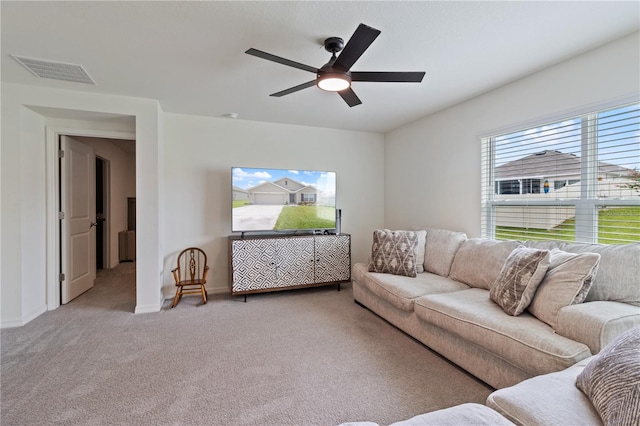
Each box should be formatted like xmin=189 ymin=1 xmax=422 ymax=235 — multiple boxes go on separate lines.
xmin=348 ymin=228 xmax=640 ymax=425
xmin=342 ymin=326 xmax=640 ymax=426
xmin=352 ymin=228 xmax=640 ymax=389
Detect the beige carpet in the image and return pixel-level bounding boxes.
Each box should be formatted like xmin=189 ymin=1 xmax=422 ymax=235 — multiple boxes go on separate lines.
xmin=1 ymin=262 xmax=492 ymax=425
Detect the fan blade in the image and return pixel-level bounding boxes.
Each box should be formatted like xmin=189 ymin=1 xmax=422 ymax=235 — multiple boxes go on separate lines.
xmin=333 ymin=24 xmax=381 ymax=71
xmin=245 ymin=48 xmax=318 ymax=74
xmin=338 ymin=87 xmax=362 ymax=107
xmin=270 ymin=80 xmax=317 ymax=97
xmin=351 ymin=71 xmax=426 ymax=83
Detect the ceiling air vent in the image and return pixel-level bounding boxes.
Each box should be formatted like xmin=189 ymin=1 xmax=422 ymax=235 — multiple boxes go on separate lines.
xmin=10 ymin=55 xmax=96 ymax=85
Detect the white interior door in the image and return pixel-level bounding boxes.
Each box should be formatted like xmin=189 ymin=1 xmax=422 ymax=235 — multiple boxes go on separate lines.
xmin=61 ymin=136 xmax=96 ymax=304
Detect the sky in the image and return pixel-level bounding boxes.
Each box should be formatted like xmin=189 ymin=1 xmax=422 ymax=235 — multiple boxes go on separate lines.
xmin=232 ymin=167 xmax=336 ymax=195
xmin=494 ymin=103 xmax=640 ymax=170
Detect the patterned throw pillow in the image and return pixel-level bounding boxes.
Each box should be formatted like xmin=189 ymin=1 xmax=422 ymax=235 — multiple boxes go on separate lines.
xmin=490 ymin=247 xmax=550 ymax=316
xmin=527 ymin=248 xmax=600 ymax=329
xmin=576 ymin=326 xmax=640 ymax=426
xmin=368 ymin=230 xmax=419 ymax=278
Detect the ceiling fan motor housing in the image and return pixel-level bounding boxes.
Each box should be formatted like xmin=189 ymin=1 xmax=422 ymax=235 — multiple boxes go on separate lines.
xmin=324 ymin=37 xmax=344 ymax=54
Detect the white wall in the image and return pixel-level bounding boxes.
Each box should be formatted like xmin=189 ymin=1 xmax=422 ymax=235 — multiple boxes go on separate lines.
xmin=20 ymin=107 xmax=47 ymax=323
xmin=0 ymin=82 xmax=382 ymax=326
xmin=162 ymin=113 xmax=384 ymax=295
xmin=5 ymin=31 xmax=636 ymax=326
xmin=384 ymin=32 xmax=640 ymax=237
xmin=1 ymin=83 xmax=163 ymax=327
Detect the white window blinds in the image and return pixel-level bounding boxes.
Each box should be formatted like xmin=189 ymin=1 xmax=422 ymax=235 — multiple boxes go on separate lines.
xmin=481 ymin=103 xmax=640 ymax=244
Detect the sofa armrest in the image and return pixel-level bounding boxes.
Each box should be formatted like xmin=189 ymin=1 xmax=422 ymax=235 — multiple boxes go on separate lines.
xmin=487 ymin=358 xmax=601 ymax=426
xmin=556 ymin=301 xmax=640 ymax=354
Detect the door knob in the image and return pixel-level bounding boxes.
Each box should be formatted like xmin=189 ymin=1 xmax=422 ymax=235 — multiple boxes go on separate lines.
xmin=90 ymin=222 xmax=98 ymax=228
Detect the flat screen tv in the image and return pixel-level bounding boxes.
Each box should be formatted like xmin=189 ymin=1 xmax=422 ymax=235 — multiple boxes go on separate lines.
xmin=232 ymin=166 xmax=337 ymax=233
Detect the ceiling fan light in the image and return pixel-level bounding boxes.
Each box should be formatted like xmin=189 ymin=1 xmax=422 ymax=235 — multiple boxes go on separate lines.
xmin=317 ymin=73 xmax=351 ymax=92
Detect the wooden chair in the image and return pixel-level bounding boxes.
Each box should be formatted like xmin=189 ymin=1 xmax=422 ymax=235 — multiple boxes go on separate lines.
xmin=171 ymin=247 xmax=209 ymax=307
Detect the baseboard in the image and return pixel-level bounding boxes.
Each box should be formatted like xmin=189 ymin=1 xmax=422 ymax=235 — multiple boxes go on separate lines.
xmin=206 ymin=287 xmax=229 ymax=295
xmin=162 ymin=285 xmax=228 ymax=300
xmin=1 ymin=317 xmax=26 ymax=329
xmin=1 ymin=304 xmax=47 ymax=329
xmin=134 ymin=303 xmax=162 ymax=314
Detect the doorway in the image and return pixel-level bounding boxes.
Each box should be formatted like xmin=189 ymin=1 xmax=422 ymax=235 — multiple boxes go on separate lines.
xmin=56 ymin=134 xmax=136 ymax=305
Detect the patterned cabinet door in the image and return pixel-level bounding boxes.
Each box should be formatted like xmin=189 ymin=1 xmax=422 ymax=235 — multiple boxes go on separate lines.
xmin=314 ymin=235 xmax=351 ymax=283
xmin=230 ymin=239 xmax=277 ymax=292
xmin=274 ymin=236 xmax=315 ymax=288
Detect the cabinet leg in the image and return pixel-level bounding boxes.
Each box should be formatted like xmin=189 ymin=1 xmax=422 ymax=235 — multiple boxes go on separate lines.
xmin=337 ymin=283 xmax=341 ymax=292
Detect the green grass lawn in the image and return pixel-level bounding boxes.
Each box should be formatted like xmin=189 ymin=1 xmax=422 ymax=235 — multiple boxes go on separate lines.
xmin=496 ymin=207 xmax=640 ymax=244
xmin=274 ymin=205 xmax=336 ymax=230
xmin=232 ymin=200 xmax=250 ymax=208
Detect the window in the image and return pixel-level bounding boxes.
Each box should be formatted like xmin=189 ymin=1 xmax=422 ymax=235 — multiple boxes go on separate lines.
xmin=522 ymin=179 xmax=541 ymax=194
xmin=554 ymin=179 xmax=581 ymax=190
xmin=496 ymin=180 xmax=519 ymax=195
xmin=495 ymin=179 xmax=543 ymax=195
xmin=301 ymin=193 xmax=316 ymax=203
xmin=481 ymin=103 xmax=640 ymax=244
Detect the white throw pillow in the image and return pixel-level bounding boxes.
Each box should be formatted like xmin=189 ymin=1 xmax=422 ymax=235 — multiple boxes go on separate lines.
xmin=527 ymin=248 xmax=600 ymax=329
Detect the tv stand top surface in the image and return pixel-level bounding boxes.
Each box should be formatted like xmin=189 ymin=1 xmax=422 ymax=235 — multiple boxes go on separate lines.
xmin=230 ymin=231 xmax=347 ymax=240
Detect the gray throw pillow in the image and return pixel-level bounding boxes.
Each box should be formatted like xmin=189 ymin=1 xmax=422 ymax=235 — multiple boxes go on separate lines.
xmin=490 ymin=247 xmax=550 ymax=316
xmin=576 ymin=326 xmax=640 ymax=426
xmin=368 ymin=230 xmax=419 ymax=278
xmin=527 ymin=248 xmax=600 ymax=329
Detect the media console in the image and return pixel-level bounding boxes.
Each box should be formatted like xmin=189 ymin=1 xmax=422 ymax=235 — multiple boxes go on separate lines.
xmin=228 ymin=234 xmax=351 ymax=301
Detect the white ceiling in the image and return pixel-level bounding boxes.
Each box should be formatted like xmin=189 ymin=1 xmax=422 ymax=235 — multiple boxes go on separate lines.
xmin=2 ymin=1 xmax=638 ymax=133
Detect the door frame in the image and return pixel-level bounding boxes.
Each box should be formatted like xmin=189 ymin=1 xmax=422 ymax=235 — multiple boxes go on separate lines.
xmin=45 ymin=126 xmax=135 ymax=310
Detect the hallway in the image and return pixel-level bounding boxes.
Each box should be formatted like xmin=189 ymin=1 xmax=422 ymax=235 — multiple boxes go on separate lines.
xmin=69 ymin=261 xmax=137 ymax=312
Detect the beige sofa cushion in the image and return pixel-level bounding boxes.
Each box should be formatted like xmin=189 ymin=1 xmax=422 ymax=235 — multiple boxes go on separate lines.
xmin=528 ymin=249 xmax=601 ymax=329
xmin=423 ymin=228 xmax=467 ymax=277
xmin=414 ymin=288 xmax=592 ymax=376
xmin=353 ymin=263 xmax=469 ymax=312
xmin=389 ymin=403 xmax=514 ymax=426
xmin=339 ymin=403 xmax=514 ymax=426
xmin=487 ymin=357 xmax=602 ymax=426
xmin=563 ymin=242 xmax=640 ymax=306
xmin=490 ymin=247 xmax=550 ymax=316
xmin=414 ymin=230 xmax=427 ymax=273
xmin=556 ymin=301 xmax=640 ymax=354
xmin=523 ymin=240 xmax=567 ymax=250
xmin=576 ymin=326 xmax=640 ymax=426
xmin=449 ymin=239 xmax=520 ymax=289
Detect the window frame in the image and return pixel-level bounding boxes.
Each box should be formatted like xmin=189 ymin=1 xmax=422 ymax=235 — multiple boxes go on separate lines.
xmin=481 ymin=103 xmax=640 ymax=244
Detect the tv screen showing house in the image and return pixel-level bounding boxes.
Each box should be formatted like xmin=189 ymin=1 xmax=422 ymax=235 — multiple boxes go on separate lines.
xmin=232 ymin=167 xmax=337 ymax=233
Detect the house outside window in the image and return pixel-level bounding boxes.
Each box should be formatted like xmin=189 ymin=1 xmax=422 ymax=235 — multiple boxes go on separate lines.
xmin=481 ymin=103 xmax=640 ymax=244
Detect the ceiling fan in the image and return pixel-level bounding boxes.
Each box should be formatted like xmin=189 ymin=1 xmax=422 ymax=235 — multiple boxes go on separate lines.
xmin=245 ymin=23 xmax=426 ymax=107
